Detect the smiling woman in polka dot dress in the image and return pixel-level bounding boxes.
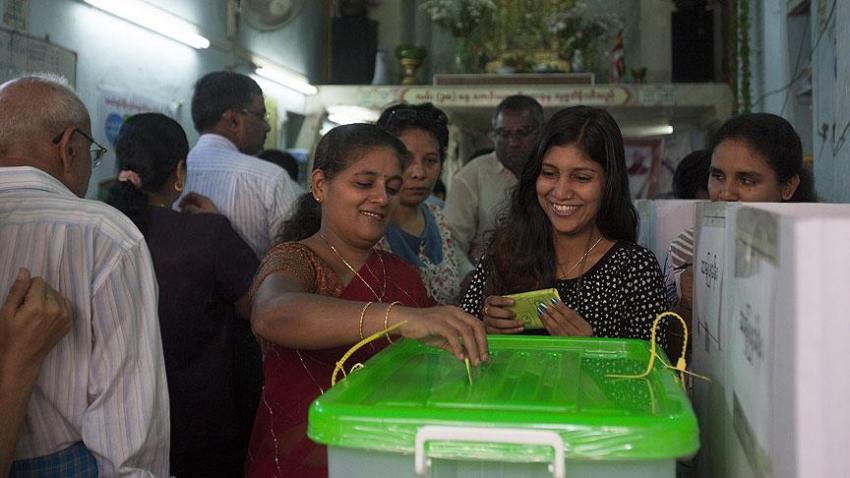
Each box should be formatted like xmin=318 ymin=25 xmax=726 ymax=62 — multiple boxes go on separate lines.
xmin=460 ymin=106 xmax=668 ymax=346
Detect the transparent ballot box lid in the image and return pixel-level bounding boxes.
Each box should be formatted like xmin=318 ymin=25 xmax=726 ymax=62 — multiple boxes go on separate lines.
xmin=308 ymin=336 xmax=698 ymax=463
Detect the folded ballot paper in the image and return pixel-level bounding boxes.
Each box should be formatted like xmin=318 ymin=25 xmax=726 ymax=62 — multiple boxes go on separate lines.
xmin=504 ymin=288 xmax=561 ymax=329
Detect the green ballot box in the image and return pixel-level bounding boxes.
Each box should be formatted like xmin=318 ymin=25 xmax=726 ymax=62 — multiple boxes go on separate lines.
xmin=308 ymin=336 xmax=698 ymax=477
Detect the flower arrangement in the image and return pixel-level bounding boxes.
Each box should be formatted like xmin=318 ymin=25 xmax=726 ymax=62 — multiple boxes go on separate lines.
xmin=465 ymin=0 xmax=621 ymax=74
xmin=545 ymin=1 xmax=621 ymax=58
xmin=419 ymin=0 xmax=496 ymax=38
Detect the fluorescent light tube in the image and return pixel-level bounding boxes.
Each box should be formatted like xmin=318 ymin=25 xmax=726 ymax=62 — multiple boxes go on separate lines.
xmin=326 ymin=105 xmax=380 ymax=125
xmin=84 ymin=0 xmax=210 ymax=49
xmin=255 ymin=65 xmax=318 ymax=96
xmin=621 ymin=125 xmax=674 ymax=137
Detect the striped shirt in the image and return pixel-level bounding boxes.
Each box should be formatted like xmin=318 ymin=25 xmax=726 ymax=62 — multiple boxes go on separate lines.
xmin=0 ymin=167 xmax=170 ymax=477
xmin=664 ymin=227 xmax=695 ymax=305
xmin=185 ymin=134 xmax=302 ymax=258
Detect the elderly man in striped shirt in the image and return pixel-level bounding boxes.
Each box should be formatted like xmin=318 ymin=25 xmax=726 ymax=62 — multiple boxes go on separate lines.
xmin=0 ymin=75 xmax=169 ymax=477
xmin=184 ymin=71 xmax=302 ymax=259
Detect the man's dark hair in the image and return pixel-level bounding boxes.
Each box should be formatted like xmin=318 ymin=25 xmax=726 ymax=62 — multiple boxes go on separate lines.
xmin=672 ymin=150 xmax=711 ymax=199
xmin=259 ymin=149 xmax=300 ymax=181
xmin=433 ymin=178 xmax=447 ymax=198
xmin=191 ymin=71 xmax=263 ymax=133
xmin=492 ymin=95 xmax=544 ymax=127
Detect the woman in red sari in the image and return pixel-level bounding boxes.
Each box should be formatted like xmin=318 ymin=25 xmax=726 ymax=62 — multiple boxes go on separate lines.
xmin=244 ymin=124 xmax=488 ymax=478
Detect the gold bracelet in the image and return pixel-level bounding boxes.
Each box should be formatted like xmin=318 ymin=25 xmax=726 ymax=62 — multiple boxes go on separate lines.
xmin=384 ymin=301 xmax=401 ymax=343
xmin=359 ymin=302 xmax=374 ymax=341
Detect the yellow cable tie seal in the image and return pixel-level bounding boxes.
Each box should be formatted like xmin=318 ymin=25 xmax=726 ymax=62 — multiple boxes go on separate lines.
xmin=331 ymin=320 xmax=407 ymax=387
xmin=607 ymin=311 xmax=711 ymax=388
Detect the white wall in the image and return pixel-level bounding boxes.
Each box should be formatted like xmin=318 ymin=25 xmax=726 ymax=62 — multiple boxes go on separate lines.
xmin=0 ymin=0 xmax=325 ymax=198
xmin=746 ymin=0 xmax=850 ymax=201
xmin=751 ymin=0 xmax=787 ymax=115
xmin=639 ymin=0 xmax=673 ymax=83
xmin=749 ymin=0 xmax=813 ymax=157
xmin=812 ymin=0 xmax=850 ymax=203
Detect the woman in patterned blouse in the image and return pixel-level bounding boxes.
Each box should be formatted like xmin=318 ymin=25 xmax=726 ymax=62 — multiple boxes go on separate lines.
xmin=460 ymin=106 xmax=668 ymax=346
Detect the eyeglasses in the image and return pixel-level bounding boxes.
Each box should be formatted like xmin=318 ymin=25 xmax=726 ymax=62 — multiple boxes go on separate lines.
xmin=240 ymin=108 xmax=270 ymax=123
xmin=493 ymin=126 xmax=538 ymax=141
xmin=388 ymin=107 xmax=448 ymax=126
xmin=52 ymin=128 xmax=108 ymax=168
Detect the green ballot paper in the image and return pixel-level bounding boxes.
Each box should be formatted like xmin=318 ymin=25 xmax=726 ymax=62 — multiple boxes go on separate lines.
xmin=504 ymin=288 xmax=561 ymax=329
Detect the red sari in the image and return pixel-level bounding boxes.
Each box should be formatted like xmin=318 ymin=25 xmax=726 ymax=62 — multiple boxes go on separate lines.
xmin=243 ymin=243 xmax=433 ymax=478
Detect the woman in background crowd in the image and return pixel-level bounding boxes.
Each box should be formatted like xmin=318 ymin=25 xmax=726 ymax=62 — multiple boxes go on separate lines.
xmin=376 ymin=103 xmax=473 ymax=305
xmin=665 ymin=112 xmax=816 ymax=359
xmin=106 ymin=113 xmax=260 ymax=477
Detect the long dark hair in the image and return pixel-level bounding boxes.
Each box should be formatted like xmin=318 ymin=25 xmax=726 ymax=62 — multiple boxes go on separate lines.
xmin=278 ymin=123 xmax=409 ymax=242
xmin=106 ymin=113 xmax=188 ymax=236
xmin=485 ymin=105 xmax=636 ymax=295
xmin=710 ymin=112 xmax=816 ymax=202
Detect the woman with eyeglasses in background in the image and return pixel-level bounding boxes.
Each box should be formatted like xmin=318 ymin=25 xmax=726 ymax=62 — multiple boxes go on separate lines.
xmin=106 ymin=113 xmax=260 ymax=478
xmin=376 ymin=103 xmax=473 ymax=305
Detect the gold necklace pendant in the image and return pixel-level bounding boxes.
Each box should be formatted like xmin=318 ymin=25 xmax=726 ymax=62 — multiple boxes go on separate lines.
xmin=559 ymin=235 xmax=603 ymax=278
xmin=362 ymin=252 xmax=387 ymax=299
xmin=318 ymin=232 xmax=384 ymax=301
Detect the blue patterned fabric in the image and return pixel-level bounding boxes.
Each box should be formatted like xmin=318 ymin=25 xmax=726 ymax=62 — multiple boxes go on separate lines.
xmin=384 ymin=202 xmax=444 ymax=267
xmin=10 ymin=442 xmax=98 ymax=478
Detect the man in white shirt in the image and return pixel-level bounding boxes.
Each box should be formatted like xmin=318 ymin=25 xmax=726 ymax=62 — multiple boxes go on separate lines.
xmin=0 ymin=76 xmax=169 ymax=476
xmin=185 ymin=71 xmax=301 ymax=259
xmin=444 ymin=95 xmax=544 ymax=262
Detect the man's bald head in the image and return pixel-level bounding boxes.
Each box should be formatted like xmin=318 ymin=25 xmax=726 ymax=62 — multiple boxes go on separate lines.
xmin=0 ymin=75 xmax=93 ymax=196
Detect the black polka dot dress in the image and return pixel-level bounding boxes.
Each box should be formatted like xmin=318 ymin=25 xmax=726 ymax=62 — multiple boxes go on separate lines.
xmin=461 ymin=241 xmax=669 ymax=348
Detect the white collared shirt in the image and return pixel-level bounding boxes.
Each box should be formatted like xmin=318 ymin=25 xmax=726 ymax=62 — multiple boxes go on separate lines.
xmin=444 ymin=153 xmax=518 ymax=262
xmin=185 ymin=134 xmax=302 ymax=259
xmin=0 ymin=166 xmax=169 ymax=477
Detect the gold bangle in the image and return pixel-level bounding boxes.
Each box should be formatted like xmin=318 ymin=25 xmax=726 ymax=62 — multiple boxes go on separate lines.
xmin=359 ymin=302 xmax=374 ymax=341
xmin=384 ymin=301 xmax=401 ymax=343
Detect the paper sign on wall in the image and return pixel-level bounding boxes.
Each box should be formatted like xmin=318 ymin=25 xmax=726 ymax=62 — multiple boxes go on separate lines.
xmin=98 ymin=86 xmax=171 ymax=147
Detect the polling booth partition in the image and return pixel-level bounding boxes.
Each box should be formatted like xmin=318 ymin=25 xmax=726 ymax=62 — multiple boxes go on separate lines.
xmin=635 ymin=199 xmax=702 ymax=266
xmin=691 ymin=202 xmax=850 ymax=478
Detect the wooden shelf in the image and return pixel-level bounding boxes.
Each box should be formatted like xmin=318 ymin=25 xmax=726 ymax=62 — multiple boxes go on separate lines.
xmin=309 ymin=83 xmax=732 ymax=126
xmin=433 ymin=73 xmax=595 ymax=86
xmin=296 ymin=82 xmax=734 ymax=150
